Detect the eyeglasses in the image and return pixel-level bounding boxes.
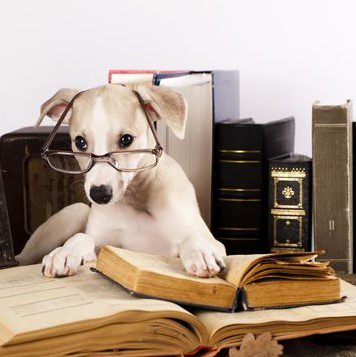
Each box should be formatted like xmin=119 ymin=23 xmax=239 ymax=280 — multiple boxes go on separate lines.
xmin=40 ymin=90 xmax=163 ymax=174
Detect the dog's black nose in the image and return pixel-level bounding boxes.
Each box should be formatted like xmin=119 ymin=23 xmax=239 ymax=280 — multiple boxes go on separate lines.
xmin=89 ymin=185 xmax=113 ymax=204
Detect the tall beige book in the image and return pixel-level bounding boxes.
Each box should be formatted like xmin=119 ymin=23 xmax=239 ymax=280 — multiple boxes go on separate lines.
xmin=110 ymin=73 xmax=213 ymax=226
xmin=1 ymin=264 xmax=356 ymax=356
xmin=109 ymin=70 xmax=240 ymax=227
xmin=312 ymin=101 xmax=353 ymax=274
xmin=158 ymin=74 xmax=213 ymax=227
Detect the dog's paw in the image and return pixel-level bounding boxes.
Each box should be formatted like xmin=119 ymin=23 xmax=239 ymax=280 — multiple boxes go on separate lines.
xmin=42 ymin=247 xmax=96 ymax=278
xmin=180 ymin=241 xmax=226 ymax=278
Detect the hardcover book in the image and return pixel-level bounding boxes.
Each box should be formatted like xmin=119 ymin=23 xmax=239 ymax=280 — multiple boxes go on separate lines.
xmin=0 ymin=166 xmax=16 ymax=267
xmin=109 ymin=69 xmax=240 ymax=228
xmin=353 ymin=122 xmax=356 ymax=273
xmin=312 ymin=101 xmax=353 ymax=274
xmin=95 ymin=246 xmax=340 ymax=312
xmin=268 ymin=154 xmax=312 ymax=253
xmin=1 ymin=264 xmax=355 ymax=356
xmin=212 ymin=118 xmax=295 ymax=254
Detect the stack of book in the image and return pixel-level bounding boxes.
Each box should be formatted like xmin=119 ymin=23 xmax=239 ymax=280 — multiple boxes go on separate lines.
xmin=0 ymin=250 xmax=355 ymax=355
xmin=107 ymin=70 xmax=355 ymax=275
xmin=212 ymin=118 xmax=295 ymax=254
xmin=109 ymin=70 xmax=239 ymax=228
xmin=0 ymin=70 xmax=355 ymax=355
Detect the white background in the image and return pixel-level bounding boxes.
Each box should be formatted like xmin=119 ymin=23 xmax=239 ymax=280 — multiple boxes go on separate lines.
xmin=1 ymin=0 xmax=355 ymax=155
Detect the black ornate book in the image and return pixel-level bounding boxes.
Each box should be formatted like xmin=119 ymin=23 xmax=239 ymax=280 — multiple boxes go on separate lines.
xmin=212 ymin=117 xmax=295 ymax=254
xmin=0 ymin=166 xmax=16 ymax=267
xmin=268 ymin=154 xmax=312 ymax=253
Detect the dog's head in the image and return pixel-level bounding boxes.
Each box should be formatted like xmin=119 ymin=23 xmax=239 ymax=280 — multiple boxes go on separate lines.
xmin=38 ymin=84 xmax=187 ymax=205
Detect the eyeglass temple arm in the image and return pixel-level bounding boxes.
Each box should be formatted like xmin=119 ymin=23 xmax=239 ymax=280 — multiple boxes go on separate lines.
xmin=41 ymin=91 xmax=84 ymax=155
xmin=132 ymin=90 xmax=163 ymax=154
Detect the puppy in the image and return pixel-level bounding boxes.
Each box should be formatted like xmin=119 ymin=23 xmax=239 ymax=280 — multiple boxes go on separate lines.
xmin=16 ymin=84 xmax=226 ymax=278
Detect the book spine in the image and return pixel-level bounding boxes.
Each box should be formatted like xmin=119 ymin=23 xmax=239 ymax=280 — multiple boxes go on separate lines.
xmin=312 ymin=101 xmax=353 ymax=274
xmin=268 ymin=158 xmax=312 ymax=253
xmin=212 ymin=118 xmax=295 ymax=255
xmin=108 ymin=69 xmax=190 ymax=84
xmin=0 ymin=165 xmax=17 ymax=267
xmin=212 ymin=124 xmax=265 ymax=254
xmin=354 ymin=122 xmax=356 ymax=273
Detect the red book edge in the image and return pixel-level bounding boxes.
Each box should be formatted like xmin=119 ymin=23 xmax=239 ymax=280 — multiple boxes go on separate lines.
xmin=108 ymin=69 xmax=189 ymax=83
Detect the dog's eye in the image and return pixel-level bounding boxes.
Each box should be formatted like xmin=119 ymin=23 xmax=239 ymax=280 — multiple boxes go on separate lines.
xmin=119 ymin=134 xmax=133 ymax=148
xmin=74 ymin=136 xmax=88 ymax=151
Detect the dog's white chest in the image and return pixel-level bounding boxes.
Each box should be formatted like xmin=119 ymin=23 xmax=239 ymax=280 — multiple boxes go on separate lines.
xmin=86 ymin=203 xmax=179 ymax=257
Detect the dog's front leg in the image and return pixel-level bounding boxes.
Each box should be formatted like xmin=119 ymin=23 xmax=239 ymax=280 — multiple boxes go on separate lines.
xmin=42 ymin=233 xmax=96 ymax=278
xmin=16 ymin=203 xmax=90 ymax=265
xmin=178 ymin=219 xmax=226 ymax=278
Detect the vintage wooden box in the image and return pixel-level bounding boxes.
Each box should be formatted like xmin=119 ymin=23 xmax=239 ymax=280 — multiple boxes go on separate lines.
xmin=0 ymin=126 xmax=87 ymax=255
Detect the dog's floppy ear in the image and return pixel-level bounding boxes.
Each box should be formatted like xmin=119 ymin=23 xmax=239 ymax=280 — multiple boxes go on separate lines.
xmin=36 ymin=88 xmax=80 ymax=127
xmin=136 ymin=85 xmax=187 ymax=140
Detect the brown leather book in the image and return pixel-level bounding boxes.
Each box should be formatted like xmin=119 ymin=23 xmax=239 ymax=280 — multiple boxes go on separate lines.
xmin=312 ymin=101 xmax=353 ymax=274
xmin=95 ymin=246 xmax=341 ymax=312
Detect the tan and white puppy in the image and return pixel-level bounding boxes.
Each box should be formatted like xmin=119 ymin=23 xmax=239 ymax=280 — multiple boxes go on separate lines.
xmin=16 ymin=84 xmax=226 ymax=278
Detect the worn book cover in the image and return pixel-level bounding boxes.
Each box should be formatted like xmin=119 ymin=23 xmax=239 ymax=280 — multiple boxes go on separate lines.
xmin=268 ymin=154 xmax=312 ymax=253
xmin=312 ymin=101 xmax=353 ymax=274
xmin=95 ymin=246 xmax=341 ymax=312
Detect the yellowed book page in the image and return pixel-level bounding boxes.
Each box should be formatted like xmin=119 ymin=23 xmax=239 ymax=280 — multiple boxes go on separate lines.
xmin=241 ymin=263 xmax=335 ymax=285
xmin=106 ymin=246 xmax=230 ymax=287
xmin=222 ymin=252 xmax=321 ymax=286
xmin=221 ymin=254 xmax=267 ymax=286
xmin=196 ymin=280 xmax=356 ymax=342
xmin=0 ymin=264 xmax=199 ymax=347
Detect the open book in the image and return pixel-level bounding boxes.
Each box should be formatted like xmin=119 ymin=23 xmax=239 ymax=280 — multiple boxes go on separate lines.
xmin=0 ymin=264 xmax=355 ymax=356
xmin=95 ymin=246 xmax=341 ymax=311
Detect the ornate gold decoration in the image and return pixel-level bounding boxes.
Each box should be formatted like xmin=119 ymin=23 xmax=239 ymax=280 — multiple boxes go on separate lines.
xmin=273 ymin=215 xmax=303 ymax=247
xmin=271 ymin=209 xmax=305 ymax=216
xmin=282 ymin=186 xmax=295 ymax=199
xmin=218 ymin=227 xmax=259 ymax=231
xmin=271 ymin=167 xmax=306 ymax=178
xmin=271 ymin=247 xmax=305 ymax=253
xmin=218 ymin=198 xmax=260 ymax=202
xmin=273 ymin=177 xmax=303 ymax=209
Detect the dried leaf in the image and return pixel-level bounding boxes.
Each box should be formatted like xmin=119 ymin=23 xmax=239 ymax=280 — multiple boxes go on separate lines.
xmin=228 ymin=332 xmax=283 ymax=357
